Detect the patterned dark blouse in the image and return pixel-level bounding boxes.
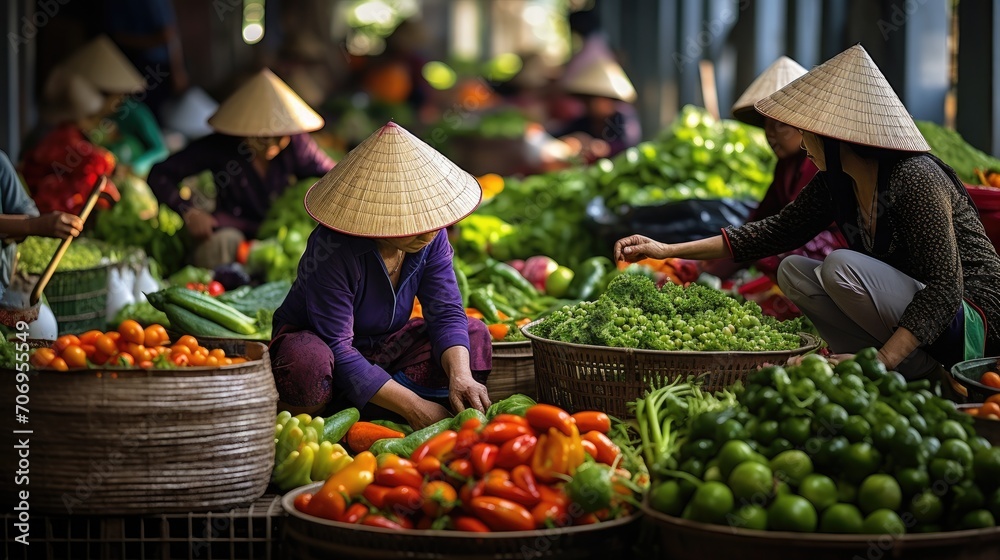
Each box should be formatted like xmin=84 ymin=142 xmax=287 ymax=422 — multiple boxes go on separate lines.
xmin=723 ymin=155 xmax=1000 ymax=352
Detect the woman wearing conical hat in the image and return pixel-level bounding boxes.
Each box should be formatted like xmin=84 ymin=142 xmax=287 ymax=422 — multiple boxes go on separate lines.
xmin=702 ymin=56 xmax=847 ymax=281
xmin=551 ymin=56 xmax=642 ymax=161
xmin=617 ymin=45 xmax=1000 ymax=378
xmin=270 ymin=122 xmax=492 ymax=428
xmin=57 ymin=35 xmax=169 ymax=177
xmin=148 ymin=69 xmax=335 ymax=269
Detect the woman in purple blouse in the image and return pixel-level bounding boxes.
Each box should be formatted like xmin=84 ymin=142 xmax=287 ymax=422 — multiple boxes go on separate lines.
xmin=270 ymin=122 xmax=492 ymax=429
xmin=148 ymin=69 xmax=334 ymax=268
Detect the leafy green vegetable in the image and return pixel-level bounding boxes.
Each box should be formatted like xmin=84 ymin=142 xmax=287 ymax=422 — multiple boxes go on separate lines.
xmin=915 ymin=120 xmax=1000 ymax=184
xmin=0 ymin=338 xmax=16 ymax=369
xmin=485 ymin=394 xmax=537 ymax=419
xmin=257 ymin=178 xmax=320 ymax=240
xmin=16 ymin=237 xmax=107 ymax=274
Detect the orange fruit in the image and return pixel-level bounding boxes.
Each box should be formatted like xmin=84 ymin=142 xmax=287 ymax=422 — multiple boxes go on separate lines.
xmin=118 ymin=320 xmax=145 ymax=345
xmin=61 ymin=345 xmax=88 ymax=369
xmin=53 ymin=335 xmax=81 ymax=354
xmin=177 ymin=335 xmax=199 ymax=352
xmin=144 ymin=325 xmax=169 ymax=347
xmin=78 ymin=330 xmax=103 ymax=345
xmin=49 ymin=357 xmax=68 ymax=371
xmin=30 ymin=348 xmax=56 ymax=367
xmin=982 ymin=402 xmax=1000 ymax=417
xmin=209 ymin=348 xmax=226 ymax=360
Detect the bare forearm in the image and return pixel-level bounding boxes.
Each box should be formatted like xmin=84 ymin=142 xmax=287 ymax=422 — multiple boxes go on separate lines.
xmin=878 ymin=327 xmax=921 ymax=370
xmin=0 ymin=215 xmax=34 ymax=238
xmin=369 ymin=379 xmax=420 ymax=416
xmin=441 ymin=345 xmax=472 ymax=379
xmin=669 ymin=236 xmax=731 ymax=260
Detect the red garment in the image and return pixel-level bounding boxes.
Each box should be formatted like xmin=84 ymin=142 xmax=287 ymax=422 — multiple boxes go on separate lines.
xmin=753 ymin=154 xmax=847 ymax=277
xmin=19 ymin=124 xmax=120 ymax=214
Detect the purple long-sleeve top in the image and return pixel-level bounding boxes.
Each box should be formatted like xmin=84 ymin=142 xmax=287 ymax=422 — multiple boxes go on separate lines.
xmin=147 ymin=133 xmax=334 ymax=237
xmin=272 ymin=226 xmax=469 ymax=408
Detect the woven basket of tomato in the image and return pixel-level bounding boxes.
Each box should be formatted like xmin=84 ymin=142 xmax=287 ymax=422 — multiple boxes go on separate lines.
xmin=0 ymin=323 xmax=277 ymax=514
xmin=281 ymin=404 xmax=643 ymax=559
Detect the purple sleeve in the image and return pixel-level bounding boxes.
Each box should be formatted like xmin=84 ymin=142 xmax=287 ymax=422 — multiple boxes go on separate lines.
xmin=292 ymin=134 xmax=336 ymax=179
xmin=302 ymin=234 xmax=391 ymax=408
xmin=416 ymin=232 xmax=470 ymax=362
xmin=147 ymin=136 xmax=218 ymax=214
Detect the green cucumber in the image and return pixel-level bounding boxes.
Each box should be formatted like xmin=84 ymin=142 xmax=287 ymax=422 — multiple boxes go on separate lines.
xmin=164 ymin=287 xmax=257 ymax=335
xmin=322 ymin=407 xmax=360 ymax=443
xmin=163 ymin=303 xmax=247 ymax=338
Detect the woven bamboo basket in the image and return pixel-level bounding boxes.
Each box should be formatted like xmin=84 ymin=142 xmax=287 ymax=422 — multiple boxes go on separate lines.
xmin=45 ymin=263 xmax=110 ymax=334
xmin=641 ymin=501 xmax=1000 ymax=560
xmin=281 ymin=482 xmax=642 ymax=559
xmin=523 ymin=320 xmax=820 ymax=417
xmin=486 ymin=341 xmax=536 ymax=401
xmin=0 ymin=340 xmax=277 ymax=515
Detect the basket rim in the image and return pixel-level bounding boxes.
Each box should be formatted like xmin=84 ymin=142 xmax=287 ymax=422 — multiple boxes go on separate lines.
xmin=13 ymin=339 xmax=268 ymax=375
xmin=521 ymin=319 xmax=821 ymax=357
xmin=950 ymin=356 xmax=1000 ymax=393
xmin=492 ymin=340 xmax=531 ymax=349
xmin=640 ymin=501 xmax=1000 ymax=544
xmin=283 ymin=482 xmax=640 ymax=538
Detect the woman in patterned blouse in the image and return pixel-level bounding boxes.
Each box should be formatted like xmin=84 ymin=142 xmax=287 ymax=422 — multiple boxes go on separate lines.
xmin=615 ymin=45 xmax=1000 ymax=379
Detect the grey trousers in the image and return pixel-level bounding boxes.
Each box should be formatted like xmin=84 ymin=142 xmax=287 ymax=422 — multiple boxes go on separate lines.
xmin=191 ymin=227 xmax=245 ymax=270
xmin=776 ymin=249 xmax=940 ymax=378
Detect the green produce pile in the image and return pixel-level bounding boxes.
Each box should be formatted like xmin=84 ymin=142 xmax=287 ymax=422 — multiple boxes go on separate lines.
xmin=216 ymin=281 xmax=291 ymax=316
xmin=645 ymin=350 xmax=1000 ymax=534
xmin=16 ymin=237 xmax=107 ymax=274
xmin=0 ymin=338 xmax=16 ymax=369
xmin=531 ymin=274 xmax=802 ymax=352
xmin=147 ymin=287 xmax=271 ymax=340
xmin=915 ymin=120 xmax=1000 ymax=184
xmin=596 ymin=106 xmax=774 ymax=209
xmin=247 ymin=226 xmax=311 ymax=282
xmin=257 ymin=178 xmax=319 ymax=240
xmin=435 ymin=108 xmax=529 ymax=139
xmin=273 ymin=408 xmax=357 ymax=491
xmin=111 ymin=301 xmax=170 ymax=329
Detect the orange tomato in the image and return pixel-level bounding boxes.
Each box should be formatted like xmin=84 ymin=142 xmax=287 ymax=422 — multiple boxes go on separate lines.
xmin=144 ymin=325 xmax=169 ymax=347
xmin=53 ymin=335 xmax=81 ymax=354
xmin=105 ymin=331 xmax=122 ymax=343
xmin=126 ymin=343 xmax=150 ymax=363
xmin=30 ymin=348 xmax=56 ymax=367
xmin=209 ymin=348 xmax=226 ymax=360
xmin=230 ymin=357 xmax=247 ymax=364
xmin=91 ymin=352 xmax=110 ymax=366
xmin=95 ymin=335 xmax=117 ymax=356
xmin=982 ymin=402 xmax=1000 ymax=417
xmin=118 ymin=320 xmax=145 ymax=345
xmin=112 ymin=353 xmax=135 ymax=367
xmin=966 ymin=407 xmax=981 ymax=417
xmin=138 ymin=361 xmax=154 ymax=369
xmin=982 ymin=371 xmax=1000 ymax=389
xmin=171 ymin=353 xmax=189 ymax=367
xmin=170 ymin=344 xmax=192 ymax=356
xmin=205 ymin=356 xmax=219 ymax=367
xmin=49 ymin=357 xmax=68 ymax=371
xmin=78 ymin=330 xmax=103 ymax=345
xmin=986 ymin=394 xmax=1000 ymax=405
xmin=177 ymin=335 xmax=199 ymax=351
xmin=487 ymin=323 xmax=510 ymax=341
xmin=188 ymin=352 xmax=207 ymax=367
xmin=61 ymin=345 xmax=88 ymax=369
xmin=195 ymin=346 xmax=209 ymax=357
xmin=222 ymin=358 xmax=233 ymax=366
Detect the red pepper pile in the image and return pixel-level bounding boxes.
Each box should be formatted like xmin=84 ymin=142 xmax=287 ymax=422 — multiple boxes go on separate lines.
xmin=293 ymin=404 xmax=638 ymax=531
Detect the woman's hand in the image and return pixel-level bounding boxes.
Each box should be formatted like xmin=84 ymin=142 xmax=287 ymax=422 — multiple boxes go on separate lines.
xmin=31 ymin=212 xmax=83 ymax=239
xmin=183 ymin=208 xmax=217 ymax=240
xmin=449 ymin=372 xmax=491 ymax=413
xmin=826 ymin=353 xmax=855 ymax=366
xmin=614 ymin=234 xmax=669 ymax=263
xmin=406 ymin=398 xmax=452 ymax=430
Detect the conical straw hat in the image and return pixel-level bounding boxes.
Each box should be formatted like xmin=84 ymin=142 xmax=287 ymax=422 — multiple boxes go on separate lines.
xmin=755 ymin=44 xmax=930 ymax=152
xmin=44 ymin=73 xmax=104 ymax=122
xmin=208 ymin=69 xmax=324 ymax=137
xmin=562 ymin=58 xmax=637 ymax=103
xmin=62 ymin=35 xmax=145 ymax=94
xmin=304 ymin=122 xmax=482 ymax=238
xmin=731 ymin=56 xmax=807 ymax=127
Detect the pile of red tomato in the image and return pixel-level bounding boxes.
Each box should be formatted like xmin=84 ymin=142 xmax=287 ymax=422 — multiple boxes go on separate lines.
xmin=28 ymin=320 xmax=247 ymax=370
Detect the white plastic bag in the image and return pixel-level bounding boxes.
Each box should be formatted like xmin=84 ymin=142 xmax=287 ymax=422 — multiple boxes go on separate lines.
xmin=106 ymin=265 xmax=136 ymax=320
xmin=28 ymin=302 xmax=58 ymax=341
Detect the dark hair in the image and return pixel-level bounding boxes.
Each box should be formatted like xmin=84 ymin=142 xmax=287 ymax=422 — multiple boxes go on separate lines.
xmin=819 ymin=135 xmax=922 ymax=190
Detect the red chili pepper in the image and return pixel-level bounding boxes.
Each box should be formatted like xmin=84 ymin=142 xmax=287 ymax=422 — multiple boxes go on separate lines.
xmin=470 ymin=443 xmax=499 ymax=477
xmin=411 ymin=430 xmax=458 ymax=463
xmin=469 ymin=496 xmax=535 ymax=532
xmin=571 ymin=411 xmax=611 ymax=434
xmin=460 ymin=417 xmax=483 ymax=431
xmin=453 ymin=428 xmax=481 ymax=459
xmin=483 ymin=478 xmax=540 ymax=507
xmin=361 ymin=514 xmax=412 ymax=530
xmin=483 ymin=468 xmax=510 ymax=483
xmin=496 ymin=434 xmax=537 ymax=470
xmin=525 ymin=404 xmax=575 ymax=436
xmin=340 ymin=502 xmax=369 ymax=524
xmin=480 ymin=422 xmax=532 ymax=445
xmin=446 ymin=458 xmax=474 ymax=483
xmin=362 ymin=484 xmax=393 ymax=509
xmin=538 ymin=485 xmax=570 ymax=507
xmin=375 ymin=466 xmax=424 ymax=488
xmin=383 ymin=485 xmax=424 ymax=517
xmin=582 ymin=439 xmax=598 ymax=459
xmin=510 ymin=465 xmax=541 ymax=501
xmin=453 ymin=516 xmax=491 ymax=532
xmin=293 ymin=492 xmax=312 ymax=513
xmin=531 ymin=501 xmax=568 ymax=528
xmin=582 ymin=431 xmax=621 ymax=465
xmin=490 ymin=414 xmax=531 ymax=428
xmin=416 ymin=456 xmax=443 ymax=479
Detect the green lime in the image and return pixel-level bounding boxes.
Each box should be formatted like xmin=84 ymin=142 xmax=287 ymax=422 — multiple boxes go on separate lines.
xmin=938 ymin=438 xmax=975 ymax=470
xmin=688 ymin=481 xmax=734 ymax=524
xmin=754 ymin=420 xmax=780 ymax=446
xmin=910 ymin=490 xmax=943 ymax=524
xmin=767 ymin=495 xmax=818 ymax=532
xmin=973 ymin=447 xmax=1000 ymax=485
xmin=929 ymin=457 xmax=965 ymax=484
xmin=842 ymin=442 xmax=882 ymax=482
xmin=764 ymin=438 xmax=794 ymax=459
xmin=813 ymin=403 xmax=849 ymax=435
xmin=908 ymin=414 xmax=929 ymax=436
xmin=960 ymin=510 xmax=996 ymax=529
xmin=730 ymin=504 xmax=768 ymax=531
xmin=779 ymin=417 xmax=812 ymax=446
xmin=769 ymin=450 xmax=813 ymax=486
xmin=837 ymin=480 xmax=858 ymax=503
xmin=819 ymin=503 xmax=865 ymax=533
xmin=857 ymin=474 xmax=902 ymax=514
xmin=715 ymin=418 xmax=748 ymax=443
xmin=989 ymin=488 xmax=1000 ymax=520
xmin=681 ymin=438 xmax=717 ymax=461
xmin=895 ymin=467 xmax=930 ymax=498
xmin=728 ymin=461 xmax=774 ymax=502
xmin=775 ymin=481 xmax=792 ymax=496
xmin=704 ymin=465 xmax=723 ymax=483
xmin=871 ymin=423 xmax=897 ymax=452
xmin=891 ymin=427 xmax=924 ymax=468
xmin=862 ymin=509 xmax=906 ymax=535
xmin=650 ymin=480 xmax=685 ymax=516
xmin=843 ymin=416 xmax=872 ymax=443
xmin=680 ymin=457 xmax=706 ymax=478
xmin=835 ymin=360 xmax=864 ymax=378
xmin=717 ymin=440 xmax=755 ymax=479
xmin=545 ymin=266 xmax=575 ymax=297
xmin=951 ymin=480 xmax=985 ymax=513
xmin=814 ymin=436 xmax=849 ymax=469
xmin=968 ymin=436 xmax=991 ymax=456
xmin=799 ymin=474 xmax=838 ymax=512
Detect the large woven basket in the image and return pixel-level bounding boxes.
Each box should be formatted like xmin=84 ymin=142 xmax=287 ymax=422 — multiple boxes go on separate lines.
xmin=45 ymin=263 xmax=110 ymax=335
xmin=523 ymin=321 xmax=820 ymax=417
xmin=281 ymin=482 xmax=642 ymax=559
xmin=642 ymin=501 xmax=1000 ymax=560
xmin=0 ymin=340 xmax=277 ymax=515
xmin=486 ymin=341 xmax=536 ymax=401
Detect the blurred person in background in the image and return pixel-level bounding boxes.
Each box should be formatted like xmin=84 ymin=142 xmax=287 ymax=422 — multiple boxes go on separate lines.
xmin=147 ymin=69 xmax=335 ymax=269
